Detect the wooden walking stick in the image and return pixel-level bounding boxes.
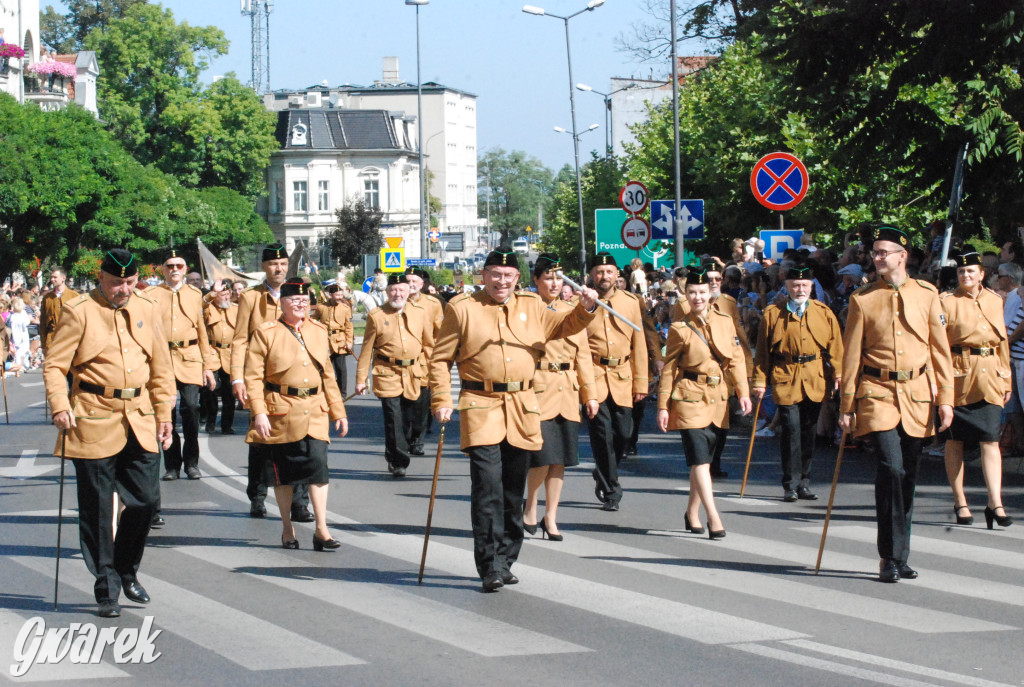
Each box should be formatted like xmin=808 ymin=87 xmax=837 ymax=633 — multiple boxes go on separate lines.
xmin=54 ymin=430 xmax=66 ymax=610
xmin=815 ymin=429 xmax=849 ymax=574
xmin=418 ymin=421 xmax=447 ymax=585
xmin=739 ymin=395 xmax=764 ymax=497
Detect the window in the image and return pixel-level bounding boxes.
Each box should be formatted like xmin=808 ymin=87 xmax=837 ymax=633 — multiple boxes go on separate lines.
xmin=272 ymin=181 xmax=284 ymax=214
xmin=293 ymin=181 xmax=307 ymax=212
xmin=364 ymin=176 xmax=380 ymax=209
xmin=317 ymin=180 xmax=330 ymax=211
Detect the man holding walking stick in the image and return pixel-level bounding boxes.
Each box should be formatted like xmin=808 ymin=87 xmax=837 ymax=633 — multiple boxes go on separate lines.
xmin=838 ymin=226 xmax=954 ymax=583
xmin=429 ymin=246 xmax=599 ymax=592
xmin=43 ymin=249 xmax=175 ymax=617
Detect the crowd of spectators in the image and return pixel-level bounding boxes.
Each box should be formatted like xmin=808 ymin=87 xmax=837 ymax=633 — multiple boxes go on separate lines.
xmin=1 ymin=280 xmax=43 ymax=376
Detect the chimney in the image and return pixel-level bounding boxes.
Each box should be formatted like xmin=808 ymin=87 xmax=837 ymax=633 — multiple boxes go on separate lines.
xmin=382 ymin=56 xmax=400 ymax=85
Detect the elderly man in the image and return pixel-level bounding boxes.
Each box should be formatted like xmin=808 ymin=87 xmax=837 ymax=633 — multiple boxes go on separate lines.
xmin=147 ymin=250 xmax=217 ymax=481
xmin=312 ymin=279 xmax=354 ymax=396
xmin=44 ymin=249 xmax=175 ymax=617
xmin=356 ymin=274 xmax=432 ymax=477
xmin=38 ymin=268 xmax=79 ymax=354
xmin=404 ymin=267 xmax=446 ymax=455
xmin=430 ymin=246 xmax=598 ymax=591
xmin=839 ymin=225 xmax=954 ymax=583
xmin=753 ymin=264 xmax=844 ymax=501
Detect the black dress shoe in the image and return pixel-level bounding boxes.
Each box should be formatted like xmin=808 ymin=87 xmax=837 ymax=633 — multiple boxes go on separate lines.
xmin=249 ymin=501 xmax=267 ymax=518
xmin=122 ymin=578 xmax=151 ymax=604
xmin=161 ymin=470 xmax=179 ymax=481
xmin=898 ymin=563 xmax=918 ymax=580
xmin=221 ymin=428 xmax=236 ymax=435
xmin=98 ymin=600 xmax=121 ymax=618
xmin=626 ymin=444 xmax=638 ymax=456
xmin=150 ymin=514 xmax=165 ymax=528
xmin=879 ymin=559 xmax=900 ymax=583
xmin=204 ymin=424 xmax=216 ymax=434
xmin=710 ymin=469 xmax=729 ymax=479
xmin=797 ymin=486 xmax=818 ymax=500
xmin=410 ymin=446 xmax=425 ymax=456
xmin=291 ymin=508 xmax=315 ymax=523
xmin=392 ymin=466 xmax=407 ymax=478
xmin=601 ymin=500 xmax=620 ymax=512
xmin=482 ymin=573 xmax=504 ymax=592
xmin=501 ymin=571 xmax=519 ymax=585
xmin=313 ymin=534 xmax=341 ymax=551
xmin=281 ymin=538 xmax=299 ymax=550
xmin=783 ymin=490 xmax=798 ymax=502
xmin=185 ymin=466 xmax=202 ymax=480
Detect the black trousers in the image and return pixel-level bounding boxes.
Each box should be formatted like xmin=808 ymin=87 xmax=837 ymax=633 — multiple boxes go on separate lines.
xmin=72 ymin=434 xmax=160 ymax=603
xmin=201 ymin=370 xmax=234 ymax=432
xmin=330 ymin=353 xmax=349 ymax=397
xmin=165 ymin=380 xmax=200 ymax=472
xmin=381 ymin=394 xmax=415 ymax=468
xmin=587 ymin=397 xmax=632 ymax=504
xmin=246 ymin=443 xmax=309 ymax=510
xmin=405 ymin=387 xmax=429 ymax=452
xmin=777 ymin=398 xmax=822 ymax=491
xmin=467 ymin=441 xmax=530 ymax=578
xmin=629 ymin=399 xmax=645 ymax=450
xmin=867 ymin=426 xmax=923 ymax=563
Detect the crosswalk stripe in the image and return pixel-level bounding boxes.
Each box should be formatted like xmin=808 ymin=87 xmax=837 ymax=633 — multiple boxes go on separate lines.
xmin=179 ymin=546 xmax=589 ymax=658
xmin=792 ymin=525 xmax=1024 ymax=570
xmin=9 ymin=556 xmax=365 ymax=671
xmin=0 ymin=610 xmax=130 ymax=682
xmin=530 ymin=531 xmax=1012 ymax=633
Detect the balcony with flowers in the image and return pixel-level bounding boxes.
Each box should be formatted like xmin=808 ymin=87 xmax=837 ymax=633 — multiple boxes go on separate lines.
xmin=0 ymin=44 xmax=26 ymax=78
xmin=24 ymin=59 xmax=78 ymax=111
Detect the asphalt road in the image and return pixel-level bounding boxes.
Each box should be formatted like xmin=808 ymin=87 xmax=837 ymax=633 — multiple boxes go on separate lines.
xmin=1 ymin=367 xmax=1022 ymax=686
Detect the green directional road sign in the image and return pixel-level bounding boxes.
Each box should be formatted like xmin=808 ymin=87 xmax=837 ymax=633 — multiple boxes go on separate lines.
xmin=595 ymin=209 xmax=691 ymax=270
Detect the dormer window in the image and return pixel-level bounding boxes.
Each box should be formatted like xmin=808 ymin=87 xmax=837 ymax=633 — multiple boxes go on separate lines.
xmin=291 ymin=123 xmax=308 ymax=146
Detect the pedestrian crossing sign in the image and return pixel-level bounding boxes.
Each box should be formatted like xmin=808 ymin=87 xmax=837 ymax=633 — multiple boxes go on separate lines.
xmin=381 ymin=248 xmax=405 ymax=272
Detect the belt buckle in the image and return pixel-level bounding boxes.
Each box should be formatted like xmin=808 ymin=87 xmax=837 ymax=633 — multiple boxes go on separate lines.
xmin=706 ymin=375 xmax=721 ymax=387
xmin=894 ymin=370 xmax=911 ymax=381
xmin=606 ymin=357 xmax=620 ymax=366
xmin=168 ymin=341 xmax=182 ymax=349
xmin=978 ymin=348 xmax=993 ymax=357
xmin=121 ymin=388 xmax=138 ymax=400
xmin=296 ymin=388 xmax=310 ymax=399
xmin=505 ymin=381 xmax=522 ymax=392
xmin=547 ymin=362 xmax=561 ymax=372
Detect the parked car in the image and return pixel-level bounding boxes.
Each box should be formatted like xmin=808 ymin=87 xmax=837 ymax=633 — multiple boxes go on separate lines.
xmin=512 ymin=238 xmax=529 ymax=254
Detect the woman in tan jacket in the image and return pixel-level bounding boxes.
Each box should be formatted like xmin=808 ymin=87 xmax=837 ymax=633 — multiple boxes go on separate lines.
xmin=657 ymin=268 xmax=751 ymax=538
xmin=940 ymin=252 xmax=1013 ymax=528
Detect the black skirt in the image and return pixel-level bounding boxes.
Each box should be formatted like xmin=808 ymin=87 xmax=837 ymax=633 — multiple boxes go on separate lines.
xmin=264 ymin=437 xmax=329 ymax=486
xmin=945 ymin=400 xmax=1002 ymax=444
xmin=679 ymin=426 xmax=719 ymax=467
xmin=531 ymin=416 xmax=581 ymax=468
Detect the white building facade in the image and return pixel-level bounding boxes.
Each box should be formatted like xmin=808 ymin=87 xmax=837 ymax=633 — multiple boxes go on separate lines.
xmin=0 ymin=0 xmax=40 ymax=104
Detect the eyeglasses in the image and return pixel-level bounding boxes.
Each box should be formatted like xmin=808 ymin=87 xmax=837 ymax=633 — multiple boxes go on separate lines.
xmin=870 ymin=249 xmax=906 ymax=259
xmin=164 ymin=263 xmax=187 ymax=270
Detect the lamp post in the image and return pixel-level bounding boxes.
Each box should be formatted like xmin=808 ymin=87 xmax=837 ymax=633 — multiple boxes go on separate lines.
xmin=524 ymin=0 xmax=605 ymax=273
xmin=575 ymin=82 xmax=636 ymax=159
xmin=406 ymin=0 xmax=429 ymax=259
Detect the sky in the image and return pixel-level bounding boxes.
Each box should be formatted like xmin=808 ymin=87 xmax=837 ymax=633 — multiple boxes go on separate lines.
xmin=63 ymin=0 xmax=692 ymax=172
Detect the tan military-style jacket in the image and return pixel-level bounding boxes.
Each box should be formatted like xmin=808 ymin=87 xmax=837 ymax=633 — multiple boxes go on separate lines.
xmin=356 ymin=301 xmax=433 ymax=401
xmin=430 ymin=290 xmax=596 ymax=451
xmin=312 ymin=300 xmax=354 ymax=355
xmin=585 ymin=288 xmax=649 ymax=406
xmin=231 ymin=283 xmax=281 ymax=382
xmin=753 ymin=299 xmax=844 ymax=406
xmin=673 ymin=292 xmax=753 ymax=382
xmin=146 ymin=283 xmax=217 ymax=385
xmin=658 ymin=310 xmax=749 ymax=430
xmin=534 ymin=298 xmax=598 ymax=422
xmin=840 ymin=278 xmax=954 ymax=438
xmin=940 ymin=287 xmax=1011 ymax=406
xmin=410 ymin=291 xmax=446 ymax=337
xmin=39 ymin=287 xmax=80 ymax=352
xmin=203 ymin=300 xmax=238 ymax=374
xmin=244 ymin=318 xmax=345 ymax=444
xmin=43 ymin=290 xmax=176 ymax=458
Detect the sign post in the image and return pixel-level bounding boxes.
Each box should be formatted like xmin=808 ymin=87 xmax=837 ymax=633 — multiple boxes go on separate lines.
xmin=750 ymin=152 xmax=809 ymax=231
xmin=380 ymin=237 xmax=405 ymax=273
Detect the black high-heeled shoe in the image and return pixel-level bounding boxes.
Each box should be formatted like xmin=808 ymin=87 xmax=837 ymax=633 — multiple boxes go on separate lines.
xmin=954 ymin=505 xmax=973 ymax=525
xmin=281 ymin=538 xmax=299 ymax=550
xmin=684 ymin=514 xmax=705 ymax=535
xmin=523 ymin=521 xmax=538 ymax=536
xmin=707 ymin=524 xmax=726 ymax=540
xmin=312 ymin=534 xmax=341 ymax=551
xmin=984 ymin=506 xmax=1014 ymax=529
xmin=539 ymin=517 xmax=563 ymax=542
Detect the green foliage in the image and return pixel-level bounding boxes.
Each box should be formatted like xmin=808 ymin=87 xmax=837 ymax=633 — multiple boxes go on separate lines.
xmin=478 ymin=148 xmax=555 ymax=242
xmin=41 ymin=0 xmax=146 ymax=53
xmin=328 ymin=199 xmax=384 ymax=267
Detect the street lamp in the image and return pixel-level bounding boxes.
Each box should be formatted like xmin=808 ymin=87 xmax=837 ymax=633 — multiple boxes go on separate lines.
xmin=406 ymin=0 xmax=429 ymax=259
xmin=576 ymin=82 xmax=636 ymax=159
xmin=523 ymin=0 xmax=605 ymax=273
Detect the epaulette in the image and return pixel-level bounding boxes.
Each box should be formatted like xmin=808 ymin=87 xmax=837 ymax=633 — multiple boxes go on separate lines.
xmin=132 ymin=291 xmax=156 ymax=304
xmin=305 ymin=318 xmax=327 ymax=332
xmin=67 ymin=294 xmax=92 ymax=309
xmin=709 ymin=308 xmax=731 ymax=319
xmin=618 ymin=290 xmax=640 ymax=302
xmin=939 ymin=290 xmax=954 ymax=300
xmin=914 ymin=279 xmax=938 ymax=292
xmin=406 ymin=299 xmax=425 ymax=310
xmin=517 ymin=291 xmax=542 ymax=301
xmin=257 ymin=320 xmax=278 ymax=332
xmin=449 ymin=291 xmax=474 ymax=306
xmin=718 ymin=293 xmax=738 ymax=305
xmin=245 ymin=284 xmax=264 ymax=293
xmin=851 ymin=280 xmax=878 ymax=295
xmin=808 ymin=299 xmax=830 ymax=310
xmin=984 ymin=287 xmax=1001 ymax=298
xmin=185 ymin=283 xmax=203 ymax=295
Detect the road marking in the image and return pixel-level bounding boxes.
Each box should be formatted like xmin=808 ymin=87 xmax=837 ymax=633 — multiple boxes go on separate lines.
xmin=180 ymin=546 xmax=589 ymax=658
xmin=20 ymin=382 xmax=45 ymax=387
xmin=0 ymin=450 xmax=57 ymax=479
xmin=0 ymin=609 xmax=130 ymax=682
xmin=10 ymin=556 xmax=364 ymax=671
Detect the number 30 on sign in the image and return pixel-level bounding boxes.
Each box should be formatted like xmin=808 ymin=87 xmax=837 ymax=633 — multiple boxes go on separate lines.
xmin=619 ymin=180 xmax=649 ymax=215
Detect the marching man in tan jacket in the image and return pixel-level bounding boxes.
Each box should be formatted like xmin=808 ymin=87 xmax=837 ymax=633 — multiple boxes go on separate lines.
xmin=38 ymin=267 xmax=79 ymax=353
xmin=44 ymin=249 xmax=175 ymax=618
xmin=312 ymin=279 xmax=355 ymax=396
xmin=202 ymin=280 xmax=238 ymax=434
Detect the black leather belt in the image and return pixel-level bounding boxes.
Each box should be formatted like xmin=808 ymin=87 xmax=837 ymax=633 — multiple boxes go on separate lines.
xmin=537 ymin=361 xmax=572 ymax=371
xmin=265 ymin=382 xmax=320 ymax=398
xmin=785 ymin=353 xmax=818 ymax=364
xmin=168 ymin=338 xmax=198 ymax=349
xmin=212 ymin=342 xmax=231 ymax=349
xmin=862 ymin=364 xmax=927 ymax=381
xmin=329 ymin=328 xmax=345 ymax=333
xmin=682 ymin=370 xmax=722 ymax=387
xmin=462 ymin=380 xmax=533 ymax=392
xmin=78 ymin=381 xmax=141 ymax=399
xmin=594 ymin=354 xmax=630 ymax=366
xmin=376 ymin=354 xmax=416 ymax=367
xmin=951 ymin=345 xmax=995 ymax=357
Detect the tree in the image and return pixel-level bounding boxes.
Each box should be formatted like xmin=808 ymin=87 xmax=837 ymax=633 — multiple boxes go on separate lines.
xmin=41 ymin=0 xmax=146 ymax=54
xmin=327 ymin=200 xmax=384 ymax=267
xmin=477 ymin=148 xmax=555 ymax=244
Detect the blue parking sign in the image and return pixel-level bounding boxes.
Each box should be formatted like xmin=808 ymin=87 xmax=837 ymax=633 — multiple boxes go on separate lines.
xmin=650 ymin=200 xmax=704 ymax=240
xmin=759 ymin=230 xmax=804 ymax=259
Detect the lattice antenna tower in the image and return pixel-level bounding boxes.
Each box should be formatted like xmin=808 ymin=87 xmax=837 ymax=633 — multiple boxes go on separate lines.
xmin=240 ymin=0 xmax=273 ymax=93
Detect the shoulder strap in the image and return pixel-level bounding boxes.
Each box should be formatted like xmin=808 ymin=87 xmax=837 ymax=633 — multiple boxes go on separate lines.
xmin=277 ymin=319 xmax=326 ymax=378
xmin=683 ymin=319 xmax=725 ymax=368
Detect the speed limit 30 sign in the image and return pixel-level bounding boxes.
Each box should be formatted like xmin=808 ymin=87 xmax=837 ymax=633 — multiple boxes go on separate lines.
xmin=619 ymin=180 xmax=649 ymax=216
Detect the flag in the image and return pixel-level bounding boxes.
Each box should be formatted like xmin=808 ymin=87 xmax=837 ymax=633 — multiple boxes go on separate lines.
xmin=197 ymin=239 xmax=259 ymax=286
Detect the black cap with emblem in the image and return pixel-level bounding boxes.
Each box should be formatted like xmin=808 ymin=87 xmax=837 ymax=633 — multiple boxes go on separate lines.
xmin=533 ymin=252 xmax=562 ymax=278
xmin=261 ymin=243 xmax=288 ymax=262
xmin=786 ymin=263 xmax=814 ymax=280
xmin=279 ymin=277 xmax=309 ymax=298
xmin=163 ymin=248 xmax=184 ymax=264
xmin=589 ymin=252 xmax=617 ymax=271
xmin=387 ymin=273 xmax=410 ymax=286
xmin=953 ymin=251 xmax=983 ymax=267
xmin=686 ymin=266 xmax=710 ymax=285
xmin=101 ymin=249 xmax=137 ymax=278
xmin=484 ymin=246 xmax=519 ymax=268
xmin=873 ymin=225 xmax=910 ymax=247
